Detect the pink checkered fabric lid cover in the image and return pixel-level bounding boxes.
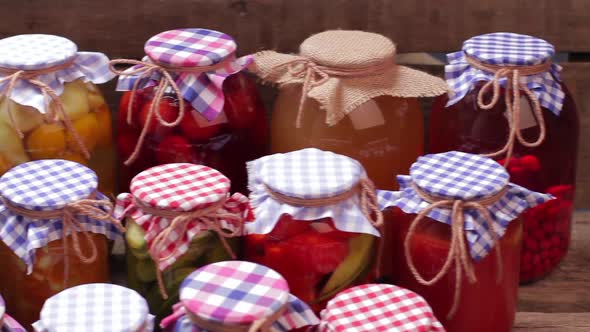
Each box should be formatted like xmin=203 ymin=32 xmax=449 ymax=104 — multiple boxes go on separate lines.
xmin=318 ymin=284 xmax=445 ymax=332
xmin=1 ymin=295 xmax=26 ymax=332
xmin=116 ymin=28 xmax=253 ymax=121
xmin=114 ymin=163 xmax=250 ymax=270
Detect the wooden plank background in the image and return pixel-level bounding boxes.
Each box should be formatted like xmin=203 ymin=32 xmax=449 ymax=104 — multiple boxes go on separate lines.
xmin=1 ymin=0 xmax=588 ymax=207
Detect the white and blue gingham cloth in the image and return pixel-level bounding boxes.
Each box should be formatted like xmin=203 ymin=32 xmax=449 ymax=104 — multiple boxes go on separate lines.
xmin=0 ymin=160 xmax=121 ymax=273
xmin=445 ymin=32 xmax=565 ymax=115
xmin=33 ymin=283 xmax=154 ymax=332
xmin=378 ymin=151 xmax=553 ymax=261
xmin=245 ymin=148 xmax=381 ymax=237
xmin=0 ymin=34 xmax=115 ymax=114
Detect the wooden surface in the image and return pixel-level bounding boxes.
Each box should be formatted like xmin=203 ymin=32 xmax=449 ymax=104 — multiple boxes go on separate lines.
xmin=515 ymin=313 xmax=590 ymax=331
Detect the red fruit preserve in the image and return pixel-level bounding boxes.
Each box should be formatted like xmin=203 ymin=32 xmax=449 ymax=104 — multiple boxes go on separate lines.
xmin=244 ymin=149 xmax=385 ymax=313
xmin=429 ymin=33 xmax=579 ymax=283
xmin=112 ymin=29 xmax=267 ymax=194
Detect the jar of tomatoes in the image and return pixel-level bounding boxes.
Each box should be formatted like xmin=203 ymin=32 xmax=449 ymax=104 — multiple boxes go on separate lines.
xmin=111 ymin=28 xmax=267 ymax=194
xmin=429 ymin=32 xmax=579 ymax=283
xmin=160 ymin=261 xmax=319 ymax=332
xmin=0 ymin=159 xmax=124 ymax=329
xmin=0 ymin=34 xmax=116 ymax=196
xmin=381 ymin=151 xmax=552 ymax=332
xmin=114 ymin=163 xmax=250 ymax=322
xmin=33 ymin=283 xmax=154 ymax=332
xmin=252 ymin=30 xmax=447 ymax=191
xmin=1 ymin=295 xmax=26 ymax=332
xmin=244 ymin=148 xmax=386 ymax=312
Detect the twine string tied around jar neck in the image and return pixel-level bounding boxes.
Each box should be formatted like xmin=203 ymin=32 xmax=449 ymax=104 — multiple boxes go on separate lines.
xmin=0 ymin=58 xmax=91 ymax=159
xmin=109 ymin=55 xmax=236 ymax=166
xmin=133 ymin=196 xmax=245 ymax=299
xmin=465 ymin=55 xmax=551 ymax=167
xmin=0 ymin=192 xmax=124 ymax=286
xmin=405 ymin=183 xmax=507 ymax=320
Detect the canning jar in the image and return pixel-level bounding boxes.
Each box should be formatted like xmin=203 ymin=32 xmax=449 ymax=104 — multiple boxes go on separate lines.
xmin=111 ymin=28 xmax=267 ymax=194
xmin=244 ymin=148 xmax=387 ymax=312
xmin=252 ymin=30 xmax=447 ymax=190
xmin=0 ymin=34 xmax=116 ymax=196
xmin=381 ymin=151 xmax=552 ymax=332
xmin=314 ymin=284 xmax=444 ymax=332
xmin=1 ymin=295 xmax=26 ymax=332
xmin=33 ymin=283 xmax=154 ymax=332
xmin=114 ymin=163 xmax=250 ymax=321
xmin=160 ymin=261 xmax=319 ymax=332
xmin=429 ymin=32 xmax=579 ymax=283
xmin=0 ymin=159 xmax=124 ymax=329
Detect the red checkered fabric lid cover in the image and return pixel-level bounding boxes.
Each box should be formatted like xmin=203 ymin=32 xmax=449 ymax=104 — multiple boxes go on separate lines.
xmin=319 ymin=284 xmax=445 ymax=332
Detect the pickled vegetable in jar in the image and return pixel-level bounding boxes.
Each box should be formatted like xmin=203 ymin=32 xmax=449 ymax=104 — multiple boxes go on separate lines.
xmin=114 ymin=163 xmax=251 ymax=322
xmin=32 ymin=284 xmax=154 ymax=332
xmin=380 ymin=152 xmax=552 ymax=332
xmin=160 ymin=261 xmax=319 ymax=332
xmin=111 ymin=28 xmax=267 ymax=194
xmin=0 ymin=34 xmax=116 ymax=196
xmin=244 ymin=148 xmax=387 ymax=312
xmin=429 ymin=32 xmax=579 ymax=283
xmin=1 ymin=295 xmax=26 ymax=332
xmin=252 ymin=30 xmax=447 ymax=190
xmin=314 ymin=284 xmax=444 ymax=332
xmin=0 ymin=160 xmax=124 ymax=329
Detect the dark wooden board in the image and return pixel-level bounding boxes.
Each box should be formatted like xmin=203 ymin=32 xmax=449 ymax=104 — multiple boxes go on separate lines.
xmin=515 ymin=313 xmax=590 ymax=331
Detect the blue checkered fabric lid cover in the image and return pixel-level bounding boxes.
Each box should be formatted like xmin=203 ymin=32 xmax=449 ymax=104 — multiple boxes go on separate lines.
xmin=0 ymin=34 xmax=114 ymax=114
xmin=32 ymin=283 xmax=154 ymax=332
xmin=245 ymin=148 xmax=381 ymax=237
xmin=0 ymin=160 xmax=121 ymax=273
xmin=377 ymin=151 xmax=553 ymax=261
xmin=116 ymin=28 xmax=253 ymax=121
xmin=445 ymin=32 xmax=565 ymax=116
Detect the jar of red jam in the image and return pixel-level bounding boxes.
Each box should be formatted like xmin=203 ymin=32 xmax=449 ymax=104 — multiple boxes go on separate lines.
xmin=111 ymin=28 xmax=268 ymax=193
xmin=160 ymin=261 xmax=319 ymax=332
xmin=429 ymin=32 xmax=579 ymax=283
xmin=1 ymin=295 xmax=26 ymax=332
xmin=381 ymin=151 xmax=552 ymax=332
xmin=0 ymin=160 xmax=124 ymax=329
xmin=244 ymin=148 xmax=385 ymax=313
xmin=252 ymin=30 xmax=447 ymax=191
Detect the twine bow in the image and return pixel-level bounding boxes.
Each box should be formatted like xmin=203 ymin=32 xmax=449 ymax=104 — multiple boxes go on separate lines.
xmin=109 ymin=55 xmax=235 ymax=165
xmin=466 ymin=55 xmax=550 ymax=166
xmin=0 ymin=60 xmax=90 ymax=158
xmin=404 ymin=184 xmax=506 ymax=319
xmin=272 ymin=58 xmax=392 ymax=128
xmin=134 ymin=197 xmax=245 ymax=299
xmin=1 ymin=194 xmax=124 ymax=285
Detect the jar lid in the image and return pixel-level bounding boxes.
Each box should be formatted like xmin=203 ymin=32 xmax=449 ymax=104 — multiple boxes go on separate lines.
xmin=0 ymin=159 xmax=98 ymax=210
xmin=320 ymin=284 xmax=444 ymax=331
xmin=145 ymin=28 xmax=237 ymax=67
xmin=410 ymin=151 xmax=509 ymax=201
xmin=260 ymin=148 xmax=362 ymax=200
xmin=35 ymin=283 xmax=152 ymax=332
xmin=463 ymin=32 xmax=554 ymax=66
xmin=180 ymin=261 xmax=290 ymax=325
xmin=0 ymin=34 xmax=77 ymax=71
xmin=130 ymin=163 xmax=230 ymax=211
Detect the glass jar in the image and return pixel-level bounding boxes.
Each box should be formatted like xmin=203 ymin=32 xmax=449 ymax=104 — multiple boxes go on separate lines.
xmin=1 ymin=295 xmax=27 ymax=332
xmin=33 ymin=284 xmax=154 ymax=332
xmin=429 ymin=32 xmax=579 ymax=283
xmin=113 ymin=28 xmax=267 ymax=194
xmin=382 ymin=152 xmax=552 ymax=332
xmin=253 ymin=30 xmax=447 ymax=190
xmin=160 ymin=261 xmax=319 ymax=332
xmin=115 ymin=163 xmax=250 ymax=322
xmin=0 ymin=160 xmax=123 ymax=329
xmin=243 ymin=148 xmax=384 ymax=312
xmin=0 ymin=34 xmax=116 ymax=196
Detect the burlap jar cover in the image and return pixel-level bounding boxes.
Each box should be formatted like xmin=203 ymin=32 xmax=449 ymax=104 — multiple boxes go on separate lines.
xmin=252 ymin=30 xmax=448 ymax=126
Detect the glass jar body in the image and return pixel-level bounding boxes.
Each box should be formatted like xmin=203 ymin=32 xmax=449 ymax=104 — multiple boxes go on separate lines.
xmin=429 ymin=82 xmax=578 ymax=282
xmin=117 ymin=73 xmax=268 ymax=194
xmin=0 ymin=79 xmax=116 ymax=196
xmin=389 ymin=207 xmax=522 ymax=332
xmin=271 ymin=86 xmax=424 ymax=190
xmin=244 ymin=215 xmax=376 ymax=313
xmin=0 ymin=233 xmax=108 ymax=329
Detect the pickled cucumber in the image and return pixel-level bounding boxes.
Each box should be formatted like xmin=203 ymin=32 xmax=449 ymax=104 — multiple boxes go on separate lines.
xmin=126 ymin=221 xmax=147 ymax=250
xmin=136 ymin=259 xmax=157 ymax=283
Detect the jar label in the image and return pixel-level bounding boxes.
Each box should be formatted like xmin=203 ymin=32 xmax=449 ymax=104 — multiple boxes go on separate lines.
xmin=349 ymin=100 xmax=386 ymax=130
xmin=505 ymin=97 xmax=538 ymax=130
